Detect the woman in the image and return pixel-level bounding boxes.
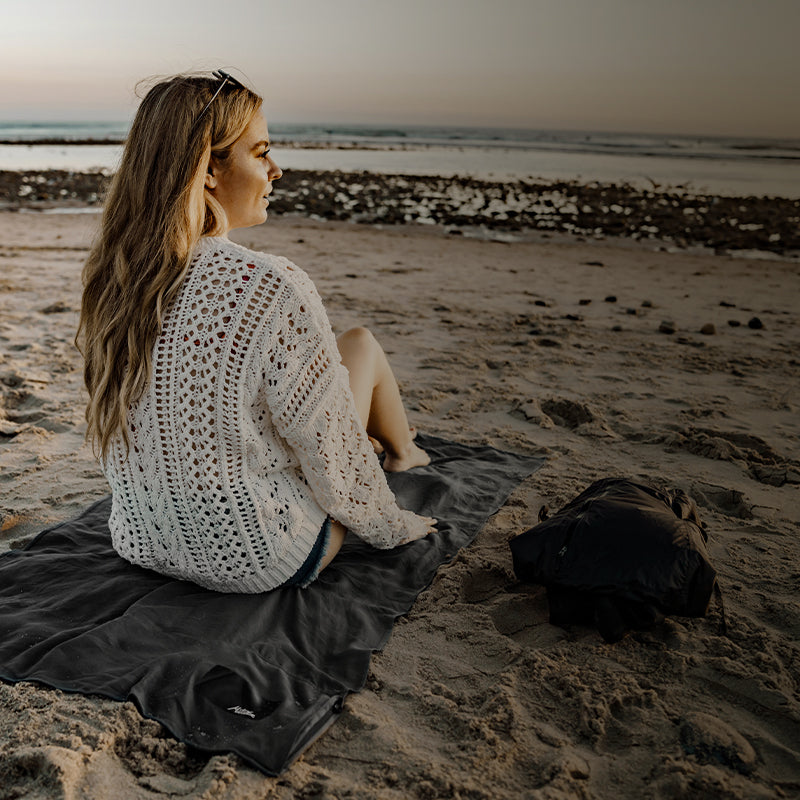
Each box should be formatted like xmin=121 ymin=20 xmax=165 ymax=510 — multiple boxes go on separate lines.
xmin=77 ymin=70 xmax=436 ymax=592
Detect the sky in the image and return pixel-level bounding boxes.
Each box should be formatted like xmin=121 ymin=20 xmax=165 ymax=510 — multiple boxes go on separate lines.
xmin=1 ymin=0 xmax=798 ymax=138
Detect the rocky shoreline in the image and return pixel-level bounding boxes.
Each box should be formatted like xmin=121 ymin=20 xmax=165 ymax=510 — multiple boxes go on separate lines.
xmin=1 ymin=168 xmax=797 ymax=257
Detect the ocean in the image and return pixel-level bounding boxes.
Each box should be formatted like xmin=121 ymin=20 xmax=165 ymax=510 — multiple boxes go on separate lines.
xmin=1 ymin=122 xmax=798 ymax=199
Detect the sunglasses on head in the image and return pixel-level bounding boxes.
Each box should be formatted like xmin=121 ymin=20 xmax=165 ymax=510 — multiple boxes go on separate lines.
xmin=193 ymin=70 xmax=246 ymax=130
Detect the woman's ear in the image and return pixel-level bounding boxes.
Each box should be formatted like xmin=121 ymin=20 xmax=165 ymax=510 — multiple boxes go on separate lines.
xmin=205 ymin=167 xmax=218 ymax=190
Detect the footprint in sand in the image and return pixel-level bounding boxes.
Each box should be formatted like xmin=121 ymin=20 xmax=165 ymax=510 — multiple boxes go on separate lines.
xmin=0 ymin=747 xmax=87 ymax=798
xmin=679 ymin=712 xmax=757 ymax=775
xmin=664 ymin=427 xmax=800 ymax=487
xmin=692 ymin=482 xmax=754 ymax=519
xmin=487 ymin=591 xmax=568 ymax=649
xmin=513 ymin=396 xmax=617 ymax=439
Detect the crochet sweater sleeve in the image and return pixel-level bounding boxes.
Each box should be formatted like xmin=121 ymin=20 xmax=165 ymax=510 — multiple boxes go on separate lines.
xmin=261 ymin=259 xmax=428 ymax=548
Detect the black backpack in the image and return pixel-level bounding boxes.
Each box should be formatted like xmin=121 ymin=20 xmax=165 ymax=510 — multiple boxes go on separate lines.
xmin=510 ymin=478 xmax=719 ymax=642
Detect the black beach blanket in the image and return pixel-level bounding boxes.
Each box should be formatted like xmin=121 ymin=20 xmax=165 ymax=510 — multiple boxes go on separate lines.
xmin=0 ymin=434 xmax=542 ymax=775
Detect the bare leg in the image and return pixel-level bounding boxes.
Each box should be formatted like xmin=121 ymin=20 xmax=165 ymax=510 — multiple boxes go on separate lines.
xmin=336 ymin=327 xmax=430 ymax=472
xmin=316 ymin=327 xmax=431 ymax=576
xmin=318 ymin=520 xmax=347 ymax=572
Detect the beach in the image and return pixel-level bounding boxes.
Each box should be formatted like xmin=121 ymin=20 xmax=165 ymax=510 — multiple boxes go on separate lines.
xmin=1 ymin=201 xmax=799 ymax=799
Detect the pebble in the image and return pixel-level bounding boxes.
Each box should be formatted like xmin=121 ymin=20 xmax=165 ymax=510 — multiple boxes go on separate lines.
xmin=720 ymin=300 xmax=736 ymax=307
xmin=604 ymin=295 xmax=617 ymax=303
xmin=659 ymin=320 xmax=676 ymax=334
xmin=611 ymin=324 xmax=623 ymax=332
xmin=626 ymin=308 xmax=638 ymax=315
xmin=641 ymin=300 xmax=653 ymax=308
xmin=747 ymin=316 xmax=764 ymax=329
xmin=40 ymin=301 xmax=71 ymax=314
xmin=579 ymin=299 xmax=592 ymax=306
xmin=700 ymin=323 xmax=716 ymax=335
xmin=728 ymin=320 xmax=741 ymax=327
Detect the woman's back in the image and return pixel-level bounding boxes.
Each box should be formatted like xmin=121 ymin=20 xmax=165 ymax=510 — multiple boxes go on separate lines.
xmin=104 ymin=237 xmax=424 ymax=592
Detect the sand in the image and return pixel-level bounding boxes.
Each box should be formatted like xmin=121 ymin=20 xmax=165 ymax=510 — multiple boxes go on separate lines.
xmin=1 ymin=210 xmax=799 ymax=799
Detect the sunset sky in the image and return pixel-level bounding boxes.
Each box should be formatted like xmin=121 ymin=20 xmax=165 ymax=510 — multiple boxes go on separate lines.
xmin=2 ymin=0 xmax=797 ymax=138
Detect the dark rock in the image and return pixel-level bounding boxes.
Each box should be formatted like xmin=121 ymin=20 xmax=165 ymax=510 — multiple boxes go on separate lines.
xmin=40 ymin=301 xmax=71 ymax=314
xmin=659 ymin=320 xmax=676 ymax=334
xmin=626 ymin=308 xmax=638 ymax=315
xmin=728 ymin=320 xmax=741 ymax=327
xmin=604 ymin=295 xmax=617 ymax=303
xmin=3 ymin=169 xmax=797 ymax=255
xmin=747 ymin=317 xmax=764 ymax=329
xmin=700 ymin=323 xmax=716 ymax=335
xmin=720 ymin=300 xmax=736 ymax=308
xmin=578 ymin=299 xmax=592 ymax=306
xmin=641 ymin=300 xmax=653 ymax=308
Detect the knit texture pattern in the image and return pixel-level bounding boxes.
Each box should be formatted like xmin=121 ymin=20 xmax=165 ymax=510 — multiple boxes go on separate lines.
xmin=103 ymin=237 xmax=427 ymax=592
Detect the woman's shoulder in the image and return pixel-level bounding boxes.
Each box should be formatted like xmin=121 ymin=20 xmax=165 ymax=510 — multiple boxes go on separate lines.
xmin=196 ymin=235 xmax=289 ymax=270
xmin=197 ymin=236 xmax=311 ymax=284
xmin=196 ymin=236 xmax=320 ymax=303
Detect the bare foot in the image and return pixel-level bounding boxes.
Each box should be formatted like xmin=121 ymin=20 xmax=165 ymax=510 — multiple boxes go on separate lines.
xmin=383 ymin=441 xmax=430 ymax=472
xmin=370 ymin=427 xmax=417 ymax=456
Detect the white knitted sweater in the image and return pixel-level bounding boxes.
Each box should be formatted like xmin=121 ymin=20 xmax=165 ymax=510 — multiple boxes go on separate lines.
xmin=103 ymin=236 xmax=427 ymax=592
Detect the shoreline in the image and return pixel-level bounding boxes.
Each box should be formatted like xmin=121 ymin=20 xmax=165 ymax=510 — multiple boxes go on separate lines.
xmin=0 ymin=168 xmax=797 ymax=260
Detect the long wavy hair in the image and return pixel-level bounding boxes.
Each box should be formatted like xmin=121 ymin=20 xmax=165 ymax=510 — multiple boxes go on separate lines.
xmin=77 ymin=72 xmax=262 ymax=458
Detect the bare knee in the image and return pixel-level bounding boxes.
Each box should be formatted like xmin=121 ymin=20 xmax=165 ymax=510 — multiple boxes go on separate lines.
xmin=337 ymin=326 xmax=379 ymax=364
xmin=337 ymin=326 xmax=375 ymax=351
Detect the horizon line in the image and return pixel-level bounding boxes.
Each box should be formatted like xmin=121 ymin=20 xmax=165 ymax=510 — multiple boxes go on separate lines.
xmin=0 ymin=119 xmax=798 ymax=144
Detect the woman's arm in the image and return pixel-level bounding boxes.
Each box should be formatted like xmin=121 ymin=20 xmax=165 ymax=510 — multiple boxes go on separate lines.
xmin=261 ymin=263 xmax=430 ymax=548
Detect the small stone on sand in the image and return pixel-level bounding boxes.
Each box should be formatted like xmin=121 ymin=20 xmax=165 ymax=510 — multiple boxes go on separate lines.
xmin=40 ymin=301 xmax=71 ymax=314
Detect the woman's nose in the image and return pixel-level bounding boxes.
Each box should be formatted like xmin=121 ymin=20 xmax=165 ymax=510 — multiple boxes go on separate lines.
xmin=268 ymin=156 xmax=282 ymax=181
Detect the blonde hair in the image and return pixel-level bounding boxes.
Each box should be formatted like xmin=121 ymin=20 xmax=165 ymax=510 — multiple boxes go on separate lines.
xmin=77 ymin=73 xmax=262 ymax=458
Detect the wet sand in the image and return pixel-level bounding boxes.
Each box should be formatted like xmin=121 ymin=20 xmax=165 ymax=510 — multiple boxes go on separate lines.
xmin=1 ymin=210 xmax=799 ymax=798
